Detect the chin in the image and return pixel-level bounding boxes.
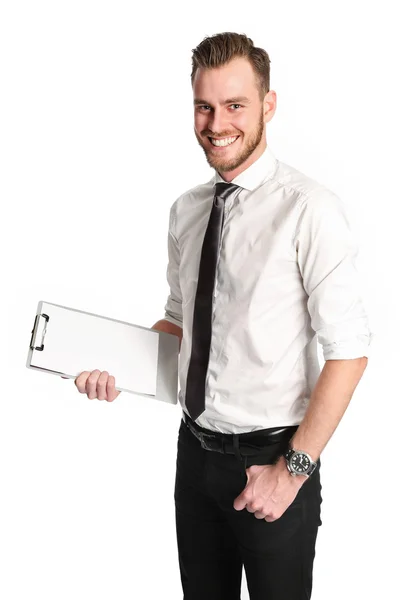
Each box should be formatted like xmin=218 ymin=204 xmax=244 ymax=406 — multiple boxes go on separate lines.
xmin=209 ymin=157 xmax=241 ymax=172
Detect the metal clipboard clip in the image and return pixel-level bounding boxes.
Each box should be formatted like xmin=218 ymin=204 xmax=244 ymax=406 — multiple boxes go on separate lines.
xmin=30 ymin=313 xmax=50 ymax=351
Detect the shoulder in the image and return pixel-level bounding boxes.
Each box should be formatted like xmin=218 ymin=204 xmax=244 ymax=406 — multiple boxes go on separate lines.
xmin=272 ymin=158 xmax=349 ymax=225
xmin=169 ymin=177 xmax=214 ymax=220
xmin=273 ymin=159 xmax=339 ymax=206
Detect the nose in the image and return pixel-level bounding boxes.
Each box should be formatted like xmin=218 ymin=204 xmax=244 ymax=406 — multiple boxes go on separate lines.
xmin=208 ymin=108 xmax=228 ymax=135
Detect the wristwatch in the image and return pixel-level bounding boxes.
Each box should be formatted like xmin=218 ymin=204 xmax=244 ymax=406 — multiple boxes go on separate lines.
xmin=284 ymin=445 xmax=318 ymax=478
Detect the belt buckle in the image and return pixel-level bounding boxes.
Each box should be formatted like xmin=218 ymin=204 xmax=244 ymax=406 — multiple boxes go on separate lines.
xmin=200 ymin=432 xmax=223 ymax=453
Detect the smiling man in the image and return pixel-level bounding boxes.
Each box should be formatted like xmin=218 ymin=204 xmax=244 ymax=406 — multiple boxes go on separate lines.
xmin=193 ymin=78 xmax=267 ymax=179
xmin=160 ymin=32 xmax=372 ymax=600
xmin=193 ymin=60 xmax=268 ymax=179
xmin=72 ymin=31 xmax=373 ymax=600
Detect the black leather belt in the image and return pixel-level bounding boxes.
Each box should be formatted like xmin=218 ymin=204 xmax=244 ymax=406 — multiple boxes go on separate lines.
xmin=182 ymin=411 xmax=298 ymax=456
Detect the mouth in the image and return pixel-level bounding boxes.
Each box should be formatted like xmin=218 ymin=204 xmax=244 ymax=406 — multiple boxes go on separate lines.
xmin=207 ymin=135 xmax=240 ymax=149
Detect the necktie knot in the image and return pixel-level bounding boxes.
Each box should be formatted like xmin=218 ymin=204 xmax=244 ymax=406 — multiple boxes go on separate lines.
xmin=214 ymin=182 xmax=241 ymax=202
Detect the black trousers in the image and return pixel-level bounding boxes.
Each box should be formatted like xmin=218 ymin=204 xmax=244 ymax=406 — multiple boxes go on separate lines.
xmin=174 ymin=417 xmax=323 ymax=600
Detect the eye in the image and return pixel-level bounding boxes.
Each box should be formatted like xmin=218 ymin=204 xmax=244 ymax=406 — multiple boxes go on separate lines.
xmin=195 ymin=104 xmax=242 ymax=111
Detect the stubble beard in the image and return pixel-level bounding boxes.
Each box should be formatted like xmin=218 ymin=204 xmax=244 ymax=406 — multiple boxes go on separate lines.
xmin=196 ymin=107 xmax=265 ymax=173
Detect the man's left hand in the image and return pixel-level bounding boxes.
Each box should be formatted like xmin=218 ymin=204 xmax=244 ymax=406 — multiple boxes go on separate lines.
xmin=233 ymin=455 xmax=307 ymax=522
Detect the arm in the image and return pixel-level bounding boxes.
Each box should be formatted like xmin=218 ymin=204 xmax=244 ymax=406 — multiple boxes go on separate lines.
xmin=234 ymin=190 xmax=373 ymax=520
xmin=153 ymin=199 xmax=183 ymax=351
xmin=234 ymin=356 xmax=369 ymax=519
xmin=289 ymin=188 xmax=373 ymax=462
xmin=290 ymin=356 xmax=368 ymax=461
xmin=151 ymin=319 xmax=183 ymax=351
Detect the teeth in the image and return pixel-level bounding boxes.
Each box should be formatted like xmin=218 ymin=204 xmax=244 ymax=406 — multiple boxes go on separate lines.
xmin=210 ymin=136 xmax=238 ymax=147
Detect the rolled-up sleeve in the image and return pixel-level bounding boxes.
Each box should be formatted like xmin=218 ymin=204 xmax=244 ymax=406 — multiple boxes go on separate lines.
xmin=295 ymin=189 xmax=374 ymax=360
xmin=163 ymin=200 xmax=183 ymax=328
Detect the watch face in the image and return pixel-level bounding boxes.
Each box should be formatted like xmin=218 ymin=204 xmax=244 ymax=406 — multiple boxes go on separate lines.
xmin=291 ymin=452 xmax=311 ymax=474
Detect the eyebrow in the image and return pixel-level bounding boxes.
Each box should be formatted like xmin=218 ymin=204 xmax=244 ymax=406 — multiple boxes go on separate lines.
xmin=194 ymin=96 xmax=251 ymax=106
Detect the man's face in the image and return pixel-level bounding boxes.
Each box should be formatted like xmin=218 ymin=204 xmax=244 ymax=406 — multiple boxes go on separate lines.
xmin=192 ymin=57 xmax=275 ymax=177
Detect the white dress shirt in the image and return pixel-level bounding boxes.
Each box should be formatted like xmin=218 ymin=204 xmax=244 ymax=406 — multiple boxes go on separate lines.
xmin=163 ymin=145 xmax=373 ymax=434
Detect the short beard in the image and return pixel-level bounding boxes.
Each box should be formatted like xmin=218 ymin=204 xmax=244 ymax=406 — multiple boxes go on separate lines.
xmin=196 ymin=106 xmax=265 ymax=173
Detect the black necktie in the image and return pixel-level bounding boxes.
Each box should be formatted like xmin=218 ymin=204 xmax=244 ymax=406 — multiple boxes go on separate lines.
xmin=185 ymin=182 xmax=241 ymax=421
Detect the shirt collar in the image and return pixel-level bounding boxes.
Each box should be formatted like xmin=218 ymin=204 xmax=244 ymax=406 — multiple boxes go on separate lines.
xmin=213 ymin=145 xmax=277 ymax=192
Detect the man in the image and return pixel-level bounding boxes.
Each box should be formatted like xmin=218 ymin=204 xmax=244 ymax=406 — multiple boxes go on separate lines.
xmin=73 ymin=32 xmax=372 ymax=599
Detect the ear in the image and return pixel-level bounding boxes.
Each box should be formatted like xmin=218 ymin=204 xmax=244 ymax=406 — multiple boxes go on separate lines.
xmin=264 ymin=90 xmax=277 ymax=123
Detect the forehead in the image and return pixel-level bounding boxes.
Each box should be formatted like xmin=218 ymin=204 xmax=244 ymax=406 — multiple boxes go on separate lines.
xmin=192 ymin=57 xmax=258 ymax=102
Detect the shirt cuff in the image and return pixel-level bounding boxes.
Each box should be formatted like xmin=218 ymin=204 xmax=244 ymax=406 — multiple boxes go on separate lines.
xmin=322 ymin=332 xmax=375 ymax=360
xmin=163 ymin=312 xmax=183 ymax=329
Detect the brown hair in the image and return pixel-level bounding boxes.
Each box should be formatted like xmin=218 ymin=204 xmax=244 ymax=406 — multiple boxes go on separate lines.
xmin=191 ymin=32 xmax=271 ymax=101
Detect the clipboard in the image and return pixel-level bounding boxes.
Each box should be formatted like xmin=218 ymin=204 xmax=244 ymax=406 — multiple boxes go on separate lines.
xmin=26 ymin=301 xmax=179 ymax=404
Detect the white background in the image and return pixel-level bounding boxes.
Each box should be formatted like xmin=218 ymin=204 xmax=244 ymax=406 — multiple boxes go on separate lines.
xmin=1 ymin=1 xmax=399 ymax=598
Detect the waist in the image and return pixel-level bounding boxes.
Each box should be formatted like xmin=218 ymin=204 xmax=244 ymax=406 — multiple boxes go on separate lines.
xmin=182 ymin=411 xmax=299 ymax=456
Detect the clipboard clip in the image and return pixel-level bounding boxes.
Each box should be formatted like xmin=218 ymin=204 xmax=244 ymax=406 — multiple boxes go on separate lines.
xmin=30 ymin=313 xmax=49 ymax=351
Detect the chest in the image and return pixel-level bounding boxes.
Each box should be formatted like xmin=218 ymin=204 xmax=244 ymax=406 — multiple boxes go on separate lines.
xmin=178 ymin=187 xmax=301 ymax=305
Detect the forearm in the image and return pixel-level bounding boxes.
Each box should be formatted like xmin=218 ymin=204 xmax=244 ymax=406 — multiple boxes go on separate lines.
xmin=151 ymin=319 xmax=183 ymax=351
xmin=290 ymin=357 xmax=368 ymax=461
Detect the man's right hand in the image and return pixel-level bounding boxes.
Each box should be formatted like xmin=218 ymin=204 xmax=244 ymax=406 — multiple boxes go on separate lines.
xmin=61 ymin=370 xmax=120 ymax=402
